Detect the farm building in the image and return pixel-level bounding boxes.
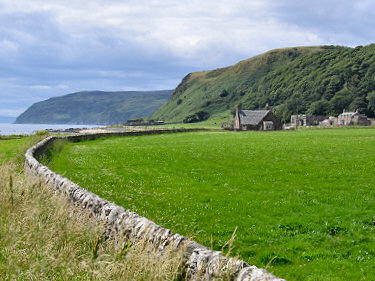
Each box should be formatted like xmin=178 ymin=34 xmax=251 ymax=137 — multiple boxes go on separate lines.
xmin=319 ymin=116 xmax=338 ymax=127
xmin=290 ymin=114 xmax=327 ymax=126
xmin=233 ymin=106 xmax=282 ymax=131
xmin=338 ymin=110 xmax=371 ymax=126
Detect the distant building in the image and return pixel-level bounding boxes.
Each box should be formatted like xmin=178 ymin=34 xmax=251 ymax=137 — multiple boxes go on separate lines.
xmin=319 ymin=116 xmax=338 ymax=127
xmin=337 ymin=110 xmax=371 ymax=126
xmin=124 ymin=119 xmax=165 ymax=126
xmin=319 ymin=119 xmax=332 ymax=127
xmin=329 ymin=116 xmax=338 ymax=125
xmin=233 ymin=106 xmax=282 ymax=131
xmin=290 ymin=115 xmax=327 ymax=127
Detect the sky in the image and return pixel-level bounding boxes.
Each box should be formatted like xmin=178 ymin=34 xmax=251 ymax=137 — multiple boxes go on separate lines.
xmin=0 ymin=0 xmax=374 ymax=118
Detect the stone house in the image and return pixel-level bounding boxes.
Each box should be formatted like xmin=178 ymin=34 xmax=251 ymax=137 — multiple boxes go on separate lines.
xmin=290 ymin=114 xmax=327 ymax=126
xmin=233 ymin=106 xmax=282 ymax=131
xmin=337 ymin=110 xmax=371 ymax=126
xmin=319 ymin=116 xmax=338 ymax=127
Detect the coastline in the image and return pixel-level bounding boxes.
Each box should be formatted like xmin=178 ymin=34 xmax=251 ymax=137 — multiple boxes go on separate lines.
xmin=0 ymin=123 xmax=105 ymax=136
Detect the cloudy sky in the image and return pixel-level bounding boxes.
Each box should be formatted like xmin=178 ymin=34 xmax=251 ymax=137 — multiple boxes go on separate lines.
xmin=0 ymin=0 xmax=374 ymax=118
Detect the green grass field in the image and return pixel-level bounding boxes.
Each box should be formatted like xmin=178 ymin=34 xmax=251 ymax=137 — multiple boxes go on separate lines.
xmin=46 ymin=128 xmax=375 ymax=280
xmin=0 ymin=135 xmax=184 ymax=280
xmin=0 ymin=136 xmax=31 ymax=165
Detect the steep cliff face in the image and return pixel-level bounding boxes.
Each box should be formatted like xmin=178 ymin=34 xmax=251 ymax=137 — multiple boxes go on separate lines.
xmin=152 ymin=44 xmax=375 ymax=123
xmin=15 ymin=90 xmax=173 ymax=125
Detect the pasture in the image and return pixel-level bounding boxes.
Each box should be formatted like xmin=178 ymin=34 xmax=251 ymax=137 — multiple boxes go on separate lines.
xmin=46 ymin=128 xmax=375 ymax=280
xmin=0 ymin=136 xmax=30 ymax=164
xmin=0 ymin=135 xmax=184 ymax=280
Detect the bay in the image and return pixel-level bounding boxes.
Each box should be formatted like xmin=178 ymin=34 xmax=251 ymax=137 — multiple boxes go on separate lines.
xmin=0 ymin=123 xmax=104 ymax=136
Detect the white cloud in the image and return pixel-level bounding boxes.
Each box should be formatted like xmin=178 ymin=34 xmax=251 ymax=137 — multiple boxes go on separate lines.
xmin=0 ymin=39 xmax=18 ymax=52
xmin=0 ymin=0 xmax=328 ymax=67
xmin=57 ymin=84 xmax=70 ymax=90
xmin=0 ymin=0 xmax=373 ymax=115
xmin=0 ymin=0 xmax=373 ymax=69
xmin=30 ymin=85 xmax=52 ymax=90
xmin=0 ymin=108 xmax=25 ymax=117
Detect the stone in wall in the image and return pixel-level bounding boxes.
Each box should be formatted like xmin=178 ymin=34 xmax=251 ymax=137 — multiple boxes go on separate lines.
xmin=24 ymin=129 xmax=285 ymax=281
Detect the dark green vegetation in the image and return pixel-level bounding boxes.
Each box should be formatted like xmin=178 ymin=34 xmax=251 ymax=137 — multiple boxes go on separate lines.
xmin=46 ymin=129 xmax=375 ymax=280
xmin=15 ymin=90 xmax=173 ymax=125
xmin=152 ymin=44 xmax=375 ymax=123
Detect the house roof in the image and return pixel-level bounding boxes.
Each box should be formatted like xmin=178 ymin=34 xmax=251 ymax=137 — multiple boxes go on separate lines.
xmin=338 ymin=112 xmax=370 ymax=119
xmin=339 ymin=112 xmax=358 ymax=116
xmin=239 ymin=110 xmax=270 ymax=125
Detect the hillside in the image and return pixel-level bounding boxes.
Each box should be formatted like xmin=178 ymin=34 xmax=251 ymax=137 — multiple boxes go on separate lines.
xmin=152 ymin=44 xmax=375 ymax=123
xmin=15 ymin=90 xmax=173 ymax=125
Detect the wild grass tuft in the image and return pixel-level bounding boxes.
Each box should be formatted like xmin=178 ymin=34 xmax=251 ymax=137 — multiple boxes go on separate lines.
xmin=0 ymin=138 xmax=186 ymax=280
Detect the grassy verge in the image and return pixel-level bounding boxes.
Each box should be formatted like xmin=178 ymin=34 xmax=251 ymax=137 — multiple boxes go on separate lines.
xmin=0 ymin=135 xmax=185 ymax=280
xmin=0 ymin=136 xmax=34 ymax=165
xmin=46 ymin=128 xmax=375 ymax=280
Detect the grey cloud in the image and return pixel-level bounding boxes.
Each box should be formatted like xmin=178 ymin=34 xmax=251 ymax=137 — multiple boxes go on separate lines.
xmin=271 ymin=0 xmax=375 ymax=45
xmin=0 ymin=0 xmax=373 ymax=117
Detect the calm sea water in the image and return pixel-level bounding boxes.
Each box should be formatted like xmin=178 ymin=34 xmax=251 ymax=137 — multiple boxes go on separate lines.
xmin=0 ymin=123 xmax=103 ymax=136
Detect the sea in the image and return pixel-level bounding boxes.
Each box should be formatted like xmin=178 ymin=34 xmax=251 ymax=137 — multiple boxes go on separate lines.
xmin=0 ymin=123 xmax=104 ymax=136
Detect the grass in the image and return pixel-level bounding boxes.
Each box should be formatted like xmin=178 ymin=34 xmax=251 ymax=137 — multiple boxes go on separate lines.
xmin=147 ymin=119 xmax=225 ymax=129
xmin=0 ymin=135 xmax=185 ymax=280
xmin=45 ymin=128 xmax=375 ymax=280
xmin=0 ymin=136 xmax=32 ymax=165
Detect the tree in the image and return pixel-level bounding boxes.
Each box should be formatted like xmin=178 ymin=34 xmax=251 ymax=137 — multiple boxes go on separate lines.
xmin=367 ymin=91 xmax=375 ymax=111
xmin=349 ymin=96 xmax=368 ymax=114
xmin=183 ymin=111 xmax=210 ymax=123
xmin=307 ymin=100 xmax=331 ymax=116
xmin=324 ymin=75 xmax=343 ymax=100
xmin=330 ymin=88 xmax=352 ymax=114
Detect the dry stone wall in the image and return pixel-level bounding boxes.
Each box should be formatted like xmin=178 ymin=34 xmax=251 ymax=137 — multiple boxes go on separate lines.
xmin=24 ymin=129 xmax=285 ymax=281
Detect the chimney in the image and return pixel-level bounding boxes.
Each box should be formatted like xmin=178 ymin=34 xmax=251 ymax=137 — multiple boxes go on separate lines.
xmin=234 ymin=104 xmax=240 ymax=130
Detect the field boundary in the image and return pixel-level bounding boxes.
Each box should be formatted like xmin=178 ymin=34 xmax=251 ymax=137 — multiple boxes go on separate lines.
xmin=24 ymin=129 xmax=284 ymax=280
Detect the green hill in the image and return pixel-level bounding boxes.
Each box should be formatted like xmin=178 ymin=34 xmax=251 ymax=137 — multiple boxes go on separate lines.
xmin=15 ymin=90 xmax=173 ymax=125
xmin=152 ymin=44 xmax=375 ymax=123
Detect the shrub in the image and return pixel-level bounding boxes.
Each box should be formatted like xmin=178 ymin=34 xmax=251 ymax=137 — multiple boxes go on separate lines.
xmin=36 ymin=130 xmax=49 ymax=136
xmin=220 ymin=89 xmax=229 ymax=98
xmin=183 ymin=111 xmax=210 ymax=123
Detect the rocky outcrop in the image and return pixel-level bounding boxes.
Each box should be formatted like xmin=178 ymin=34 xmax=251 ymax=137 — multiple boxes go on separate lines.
xmin=24 ymin=129 xmax=284 ymax=281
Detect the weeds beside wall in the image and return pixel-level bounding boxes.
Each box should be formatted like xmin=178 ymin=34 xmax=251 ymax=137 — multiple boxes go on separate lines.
xmin=24 ymin=129 xmax=284 ymax=280
xmin=0 ymin=162 xmax=184 ymax=280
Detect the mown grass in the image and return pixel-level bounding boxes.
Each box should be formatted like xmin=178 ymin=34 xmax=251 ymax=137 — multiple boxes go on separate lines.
xmin=0 ymin=135 xmax=185 ymax=280
xmin=46 ymin=128 xmax=375 ymax=280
